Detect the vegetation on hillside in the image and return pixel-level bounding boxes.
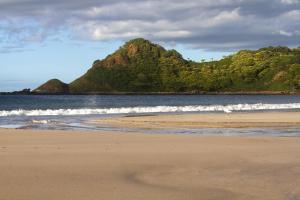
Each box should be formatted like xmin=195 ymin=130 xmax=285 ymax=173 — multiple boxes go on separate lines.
xmin=34 ymin=79 xmax=69 ymax=94
xmin=36 ymin=38 xmax=300 ymax=93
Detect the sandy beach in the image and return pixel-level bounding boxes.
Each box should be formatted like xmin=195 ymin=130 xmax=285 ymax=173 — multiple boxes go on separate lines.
xmin=1 ymin=115 xmax=300 ymax=200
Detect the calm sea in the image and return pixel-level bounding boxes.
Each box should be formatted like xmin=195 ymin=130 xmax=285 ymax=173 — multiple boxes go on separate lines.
xmin=1 ymin=94 xmax=300 ymax=136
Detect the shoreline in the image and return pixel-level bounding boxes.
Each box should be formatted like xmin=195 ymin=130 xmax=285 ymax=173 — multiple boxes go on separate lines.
xmin=2 ymin=111 xmax=300 ymax=134
xmin=93 ymin=111 xmax=300 ymax=129
xmin=1 ymin=91 xmax=300 ymax=95
xmin=1 ymin=129 xmax=300 ymax=200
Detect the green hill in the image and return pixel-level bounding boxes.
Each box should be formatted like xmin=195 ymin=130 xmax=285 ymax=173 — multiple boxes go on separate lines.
xmin=35 ymin=38 xmax=300 ymax=94
xmin=34 ymin=79 xmax=69 ymax=94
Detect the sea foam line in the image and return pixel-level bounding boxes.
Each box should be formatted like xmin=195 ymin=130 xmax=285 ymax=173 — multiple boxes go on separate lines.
xmin=0 ymin=103 xmax=300 ymax=117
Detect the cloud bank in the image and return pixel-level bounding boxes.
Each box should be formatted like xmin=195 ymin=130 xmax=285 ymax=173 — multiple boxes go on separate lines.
xmin=0 ymin=0 xmax=300 ymax=52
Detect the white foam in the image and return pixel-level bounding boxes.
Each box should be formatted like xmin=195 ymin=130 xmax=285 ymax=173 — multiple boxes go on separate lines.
xmin=0 ymin=124 xmax=24 ymax=129
xmin=0 ymin=103 xmax=300 ymax=117
xmin=32 ymin=120 xmax=50 ymax=124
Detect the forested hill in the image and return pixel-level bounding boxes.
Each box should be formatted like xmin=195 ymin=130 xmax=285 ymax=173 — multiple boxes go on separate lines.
xmin=34 ymin=38 xmax=300 ymax=94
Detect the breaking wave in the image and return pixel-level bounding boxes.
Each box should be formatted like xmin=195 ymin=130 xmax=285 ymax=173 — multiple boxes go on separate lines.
xmin=31 ymin=120 xmax=50 ymax=124
xmin=1 ymin=103 xmax=300 ymax=117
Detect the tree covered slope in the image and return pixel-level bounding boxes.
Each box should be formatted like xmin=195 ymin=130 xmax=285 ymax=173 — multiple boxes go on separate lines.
xmin=35 ymin=38 xmax=300 ymax=94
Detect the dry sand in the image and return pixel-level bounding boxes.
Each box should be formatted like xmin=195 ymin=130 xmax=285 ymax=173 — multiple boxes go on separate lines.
xmin=1 ymin=126 xmax=300 ymax=200
xmin=95 ymin=112 xmax=300 ymax=128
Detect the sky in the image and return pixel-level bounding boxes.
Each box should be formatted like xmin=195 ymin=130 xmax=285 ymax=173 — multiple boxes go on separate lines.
xmin=0 ymin=0 xmax=300 ymax=91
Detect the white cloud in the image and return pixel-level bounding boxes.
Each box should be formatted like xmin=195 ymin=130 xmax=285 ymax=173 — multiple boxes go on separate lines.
xmin=281 ymin=0 xmax=300 ymax=4
xmin=276 ymin=30 xmax=294 ymax=36
xmin=281 ymin=10 xmax=300 ymax=20
xmin=0 ymin=0 xmax=300 ymax=52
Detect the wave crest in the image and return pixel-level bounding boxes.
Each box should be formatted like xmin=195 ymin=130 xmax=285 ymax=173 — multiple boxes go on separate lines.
xmin=1 ymin=103 xmax=300 ymax=117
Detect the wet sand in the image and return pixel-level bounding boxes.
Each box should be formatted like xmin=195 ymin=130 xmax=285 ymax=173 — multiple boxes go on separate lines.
xmin=1 ymin=127 xmax=300 ymax=200
xmin=95 ymin=112 xmax=300 ymax=128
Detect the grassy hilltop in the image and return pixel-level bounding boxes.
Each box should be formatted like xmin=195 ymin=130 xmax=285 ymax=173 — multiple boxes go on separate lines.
xmin=34 ymin=38 xmax=300 ymax=94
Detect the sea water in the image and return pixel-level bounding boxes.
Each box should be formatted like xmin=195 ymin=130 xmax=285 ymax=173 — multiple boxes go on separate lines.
xmin=1 ymin=94 xmax=300 ymax=136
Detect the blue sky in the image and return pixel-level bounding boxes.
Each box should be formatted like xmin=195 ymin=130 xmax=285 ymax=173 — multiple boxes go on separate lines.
xmin=1 ymin=0 xmax=299 ymax=91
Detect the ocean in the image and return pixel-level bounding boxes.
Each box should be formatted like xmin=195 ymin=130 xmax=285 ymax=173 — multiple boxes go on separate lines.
xmin=1 ymin=94 xmax=300 ymax=136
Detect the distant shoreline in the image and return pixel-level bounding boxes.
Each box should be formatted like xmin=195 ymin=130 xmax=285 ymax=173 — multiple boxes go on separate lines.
xmin=0 ymin=91 xmax=299 ymax=95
